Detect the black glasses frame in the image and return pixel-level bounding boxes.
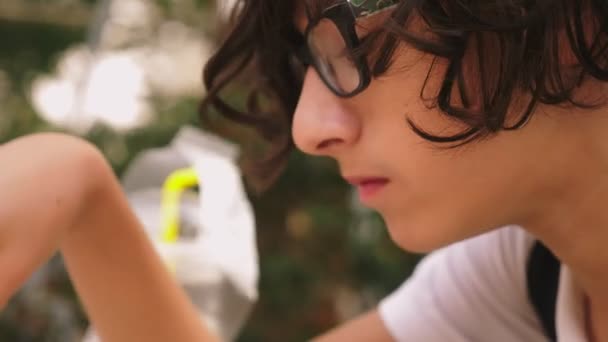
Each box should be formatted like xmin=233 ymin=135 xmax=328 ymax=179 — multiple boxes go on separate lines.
xmin=295 ymin=1 xmax=398 ymax=98
xmin=297 ymin=2 xmax=370 ymax=98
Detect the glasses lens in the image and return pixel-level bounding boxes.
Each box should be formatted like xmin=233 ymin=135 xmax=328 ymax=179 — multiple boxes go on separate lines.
xmin=308 ymin=18 xmax=361 ymax=95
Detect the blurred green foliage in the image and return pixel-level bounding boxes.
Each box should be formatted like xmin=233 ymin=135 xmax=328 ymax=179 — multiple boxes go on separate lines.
xmin=0 ymin=2 xmax=420 ymax=341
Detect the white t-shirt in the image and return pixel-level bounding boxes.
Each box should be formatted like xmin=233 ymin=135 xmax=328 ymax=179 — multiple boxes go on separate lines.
xmin=378 ymin=225 xmax=588 ymax=341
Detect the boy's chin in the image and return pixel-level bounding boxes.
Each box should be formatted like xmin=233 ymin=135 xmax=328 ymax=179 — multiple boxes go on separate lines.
xmin=386 ymin=220 xmax=457 ymax=254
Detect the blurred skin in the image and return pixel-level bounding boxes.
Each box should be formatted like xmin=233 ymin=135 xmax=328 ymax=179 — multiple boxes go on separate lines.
xmin=0 ymin=134 xmax=218 ymax=342
xmin=294 ymin=6 xmax=608 ymax=341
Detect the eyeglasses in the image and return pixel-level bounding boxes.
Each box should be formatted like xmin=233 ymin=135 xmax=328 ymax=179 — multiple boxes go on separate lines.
xmin=294 ymin=0 xmax=399 ymax=98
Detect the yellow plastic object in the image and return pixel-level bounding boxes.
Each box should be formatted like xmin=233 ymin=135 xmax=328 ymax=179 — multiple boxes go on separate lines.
xmin=161 ymin=167 xmax=199 ymax=243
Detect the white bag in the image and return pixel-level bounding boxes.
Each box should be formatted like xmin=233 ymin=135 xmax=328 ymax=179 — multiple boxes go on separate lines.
xmin=83 ymin=126 xmax=259 ymax=341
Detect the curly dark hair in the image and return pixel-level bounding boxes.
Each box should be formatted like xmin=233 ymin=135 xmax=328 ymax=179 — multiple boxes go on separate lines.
xmin=200 ymin=0 xmax=608 ymax=184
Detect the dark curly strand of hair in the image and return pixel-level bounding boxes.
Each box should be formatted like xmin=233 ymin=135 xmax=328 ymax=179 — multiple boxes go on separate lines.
xmin=201 ymin=0 xmax=608 ymax=183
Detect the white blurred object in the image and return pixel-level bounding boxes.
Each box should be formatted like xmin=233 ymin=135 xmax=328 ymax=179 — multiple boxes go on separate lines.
xmin=30 ymin=0 xmax=211 ymax=133
xmin=31 ymin=49 xmax=152 ymax=132
xmin=82 ymin=126 xmax=259 ymax=341
xmin=145 ymin=20 xmax=209 ymax=98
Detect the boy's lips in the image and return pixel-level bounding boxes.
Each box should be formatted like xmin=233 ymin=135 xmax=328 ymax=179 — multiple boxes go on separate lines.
xmin=344 ymin=176 xmax=391 ymax=203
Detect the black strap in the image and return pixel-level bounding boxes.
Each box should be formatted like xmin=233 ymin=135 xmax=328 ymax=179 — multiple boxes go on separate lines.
xmin=526 ymin=241 xmax=561 ymax=341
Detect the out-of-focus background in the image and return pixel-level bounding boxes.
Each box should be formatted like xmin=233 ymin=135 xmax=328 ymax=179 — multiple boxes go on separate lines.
xmin=0 ymin=1 xmax=420 ymax=341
